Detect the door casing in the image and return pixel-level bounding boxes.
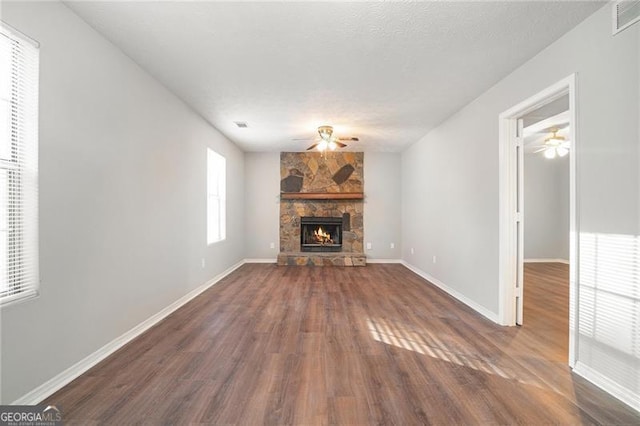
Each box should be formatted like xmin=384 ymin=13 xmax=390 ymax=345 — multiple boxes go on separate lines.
xmin=498 ymin=74 xmax=578 ymax=367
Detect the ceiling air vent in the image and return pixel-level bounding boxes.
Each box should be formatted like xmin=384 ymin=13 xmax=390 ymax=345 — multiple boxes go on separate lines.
xmin=613 ymin=0 xmax=640 ymax=35
xmin=234 ymin=121 xmax=248 ymax=128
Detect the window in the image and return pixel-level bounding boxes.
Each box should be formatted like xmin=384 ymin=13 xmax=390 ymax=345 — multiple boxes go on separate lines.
xmin=207 ymin=148 xmax=226 ymax=244
xmin=0 ymin=23 xmax=39 ymax=306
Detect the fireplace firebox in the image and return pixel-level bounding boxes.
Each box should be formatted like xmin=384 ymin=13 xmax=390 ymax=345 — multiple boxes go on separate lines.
xmin=300 ymin=217 xmax=342 ymax=252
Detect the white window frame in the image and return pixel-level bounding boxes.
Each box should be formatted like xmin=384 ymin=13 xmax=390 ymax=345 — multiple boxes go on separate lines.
xmin=207 ymin=148 xmax=226 ymax=245
xmin=0 ymin=22 xmax=39 ymax=307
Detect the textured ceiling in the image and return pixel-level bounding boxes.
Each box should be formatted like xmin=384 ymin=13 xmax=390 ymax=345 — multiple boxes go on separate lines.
xmin=65 ymin=1 xmax=603 ymax=152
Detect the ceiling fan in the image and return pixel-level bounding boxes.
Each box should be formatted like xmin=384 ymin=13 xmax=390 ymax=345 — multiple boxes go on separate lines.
xmin=295 ymin=126 xmax=359 ymax=152
xmin=532 ymin=128 xmax=570 ymax=159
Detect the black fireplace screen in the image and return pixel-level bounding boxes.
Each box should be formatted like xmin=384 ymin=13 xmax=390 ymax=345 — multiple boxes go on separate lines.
xmin=300 ymin=217 xmax=342 ymax=252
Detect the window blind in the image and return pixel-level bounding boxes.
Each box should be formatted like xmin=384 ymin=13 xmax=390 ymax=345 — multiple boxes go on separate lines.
xmin=0 ymin=22 xmax=39 ymax=306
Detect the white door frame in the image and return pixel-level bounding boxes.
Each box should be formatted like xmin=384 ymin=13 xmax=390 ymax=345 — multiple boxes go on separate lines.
xmin=498 ymin=74 xmax=578 ymax=367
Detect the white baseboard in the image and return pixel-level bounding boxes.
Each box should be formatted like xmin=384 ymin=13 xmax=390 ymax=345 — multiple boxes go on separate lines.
xmin=12 ymin=260 xmax=246 ymax=405
xmin=524 ymin=258 xmax=569 ymax=264
xmin=244 ymin=258 xmax=276 ymax=263
xmin=573 ymin=361 xmax=640 ymax=413
xmin=400 ymin=261 xmax=499 ymax=324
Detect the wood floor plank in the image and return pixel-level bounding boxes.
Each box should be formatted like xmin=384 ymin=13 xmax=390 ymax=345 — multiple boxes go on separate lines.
xmin=44 ymin=263 xmax=640 ymax=425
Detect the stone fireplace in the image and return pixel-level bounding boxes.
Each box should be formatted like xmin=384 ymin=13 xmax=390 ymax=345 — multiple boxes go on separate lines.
xmin=277 ymin=152 xmax=366 ymax=266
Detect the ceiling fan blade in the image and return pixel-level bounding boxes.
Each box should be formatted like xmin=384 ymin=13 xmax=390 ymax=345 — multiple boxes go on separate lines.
xmin=532 ymin=146 xmax=547 ymax=153
xmin=306 ymin=143 xmax=319 ymax=151
xmin=335 ymin=141 xmax=348 ymax=148
xmin=337 ymin=137 xmax=359 ymax=142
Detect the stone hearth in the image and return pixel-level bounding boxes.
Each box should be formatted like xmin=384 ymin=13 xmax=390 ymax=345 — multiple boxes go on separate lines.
xmin=277 ymin=252 xmax=366 ymax=267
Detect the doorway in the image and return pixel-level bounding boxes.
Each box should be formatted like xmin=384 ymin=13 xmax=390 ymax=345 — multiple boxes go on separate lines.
xmin=521 ymin=98 xmax=571 ymax=360
xmin=498 ymin=75 xmax=578 ymax=367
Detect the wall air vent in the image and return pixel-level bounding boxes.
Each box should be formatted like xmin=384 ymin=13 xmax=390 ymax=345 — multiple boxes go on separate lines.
xmin=613 ymin=0 xmax=640 ymax=35
xmin=234 ymin=121 xmax=248 ymax=128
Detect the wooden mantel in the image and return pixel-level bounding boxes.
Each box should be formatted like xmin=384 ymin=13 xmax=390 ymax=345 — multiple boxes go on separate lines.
xmin=280 ymin=192 xmax=364 ymax=200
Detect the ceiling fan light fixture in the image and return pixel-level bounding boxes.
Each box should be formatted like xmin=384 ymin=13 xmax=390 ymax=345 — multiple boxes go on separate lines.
xmin=305 ymin=125 xmax=354 ymax=152
xmin=544 ymin=128 xmax=566 ymax=145
xmin=318 ymin=125 xmax=333 ymax=141
xmin=538 ymin=128 xmax=570 ymax=159
xmin=544 ymin=147 xmax=557 ymax=159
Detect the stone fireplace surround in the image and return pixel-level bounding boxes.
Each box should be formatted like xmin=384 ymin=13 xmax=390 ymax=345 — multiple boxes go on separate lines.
xmin=277 ymin=152 xmax=366 ymax=266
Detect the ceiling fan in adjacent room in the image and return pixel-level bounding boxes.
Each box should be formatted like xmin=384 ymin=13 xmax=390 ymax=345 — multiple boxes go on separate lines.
xmin=532 ymin=128 xmax=570 ymax=159
xmin=294 ymin=126 xmax=359 ymax=152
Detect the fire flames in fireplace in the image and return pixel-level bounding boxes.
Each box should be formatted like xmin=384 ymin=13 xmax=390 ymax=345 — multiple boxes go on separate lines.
xmin=300 ymin=216 xmax=342 ymax=252
xmin=313 ymin=226 xmax=333 ymax=245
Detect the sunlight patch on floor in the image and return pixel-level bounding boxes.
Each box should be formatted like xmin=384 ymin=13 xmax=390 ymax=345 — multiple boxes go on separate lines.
xmin=366 ymin=317 xmax=550 ymax=390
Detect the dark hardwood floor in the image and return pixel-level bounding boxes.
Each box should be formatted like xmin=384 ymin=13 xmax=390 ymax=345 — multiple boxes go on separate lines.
xmin=46 ymin=263 xmax=640 ymax=425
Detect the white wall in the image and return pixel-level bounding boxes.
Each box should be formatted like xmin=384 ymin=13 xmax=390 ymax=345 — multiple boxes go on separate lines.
xmin=363 ymin=152 xmax=402 ymax=260
xmin=244 ymin=152 xmax=280 ymax=259
xmin=402 ymin=115 xmax=500 ymax=313
xmin=0 ymin=1 xmax=245 ymax=403
xmin=402 ymin=4 xmax=639 ymax=406
xmin=524 ymin=153 xmax=569 ymax=261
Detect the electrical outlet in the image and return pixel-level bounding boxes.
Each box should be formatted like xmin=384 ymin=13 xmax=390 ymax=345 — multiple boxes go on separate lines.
xmin=270 ymin=242 xmax=275 ymax=249
xmin=366 ymin=242 xmax=372 ymax=250
xmin=433 ymin=256 xmax=437 ymax=264
xmin=390 ymin=243 xmax=395 ymax=249
xmin=411 ymin=248 xmax=415 ymax=255
xmin=201 ymin=258 xmax=206 ymax=268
